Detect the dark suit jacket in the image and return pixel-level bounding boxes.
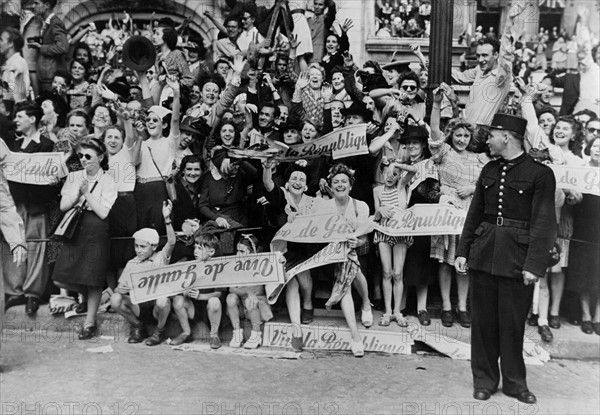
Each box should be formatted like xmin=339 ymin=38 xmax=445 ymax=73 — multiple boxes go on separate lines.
xmin=37 ymin=14 xmax=68 ymax=90
xmin=457 ymin=152 xmax=557 ymax=278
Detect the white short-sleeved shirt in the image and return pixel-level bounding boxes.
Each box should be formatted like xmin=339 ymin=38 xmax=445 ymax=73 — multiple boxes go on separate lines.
xmin=137 ymin=133 xmax=180 ymax=179
xmin=108 ymin=145 xmax=136 ymax=192
xmin=116 ymin=248 xmax=171 ymax=294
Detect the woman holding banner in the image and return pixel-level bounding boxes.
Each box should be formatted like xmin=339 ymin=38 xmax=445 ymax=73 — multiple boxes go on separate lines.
xmin=395 ymin=124 xmax=453 ymax=326
xmin=263 ymin=161 xmax=324 ymax=352
xmin=52 ymin=137 xmax=117 ymax=340
xmin=320 ymin=163 xmax=372 ymax=357
xmin=429 ymin=85 xmax=489 ymax=328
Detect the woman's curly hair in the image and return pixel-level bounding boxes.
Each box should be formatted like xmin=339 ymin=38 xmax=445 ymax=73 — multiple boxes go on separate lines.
xmin=549 ymin=116 xmax=585 ymax=157
xmin=444 ymin=118 xmax=476 ymax=152
xmin=327 ymin=163 xmax=355 ymax=187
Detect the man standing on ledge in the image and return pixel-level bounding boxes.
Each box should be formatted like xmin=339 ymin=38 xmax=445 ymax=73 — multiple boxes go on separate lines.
xmin=451 ymin=3 xmax=523 ymax=127
xmin=455 ymin=114 xmax=556 ymax=404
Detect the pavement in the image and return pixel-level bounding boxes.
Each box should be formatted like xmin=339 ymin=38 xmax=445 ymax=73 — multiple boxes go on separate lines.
xmin=1 ymin=323 xmax=599 ymax=415
xmin=3 ymin=302 xmax=599 ymax=360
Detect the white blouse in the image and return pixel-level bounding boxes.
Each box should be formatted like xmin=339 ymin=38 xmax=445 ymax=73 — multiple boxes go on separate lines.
xmin=137 ymin=132 xmax=180 ymax=179
xmin=61 ymin=169 xmax=118 ymax=213
xmin=108 ymin=145 xmax=136 ymax=192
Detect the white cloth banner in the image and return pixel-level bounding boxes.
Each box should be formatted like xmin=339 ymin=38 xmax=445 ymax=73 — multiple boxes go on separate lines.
xmin=3 ymin=150 xmax=68 ymax=185
xmin=129 ymin=252 xmax=286 ymax=304
xmin=550 ymin=164 xmax=600 ymax=196
xmin=279 ymin=124 xmax=368 ymax=161
xmin=373 ymin=204 xmax=467 ymax=237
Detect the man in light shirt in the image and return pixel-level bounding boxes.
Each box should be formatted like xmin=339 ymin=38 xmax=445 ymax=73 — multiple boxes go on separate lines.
xmin=451 ymin=3 xmax=524 ymax=126
xmin=237 ymin=9 xmax=265 ymax=56
xmin=0 ymin=28 xmax=31 ymax=109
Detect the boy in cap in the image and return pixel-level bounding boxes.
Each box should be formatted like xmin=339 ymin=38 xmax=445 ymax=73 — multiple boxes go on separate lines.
xmin=110 ymin=200 xmax=176 ymax=345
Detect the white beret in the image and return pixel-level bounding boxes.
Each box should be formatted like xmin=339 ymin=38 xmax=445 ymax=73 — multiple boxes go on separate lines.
xmin=132 ymin=228 xmax=160 ymax=245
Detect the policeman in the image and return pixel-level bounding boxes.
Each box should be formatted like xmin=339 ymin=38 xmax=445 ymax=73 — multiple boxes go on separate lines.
xmin=455 ymin=113 xmax=556 ymax=404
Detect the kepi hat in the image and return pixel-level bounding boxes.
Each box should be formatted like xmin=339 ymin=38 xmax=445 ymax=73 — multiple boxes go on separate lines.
xmin=487 ymin=113 xmax=527 ymax=138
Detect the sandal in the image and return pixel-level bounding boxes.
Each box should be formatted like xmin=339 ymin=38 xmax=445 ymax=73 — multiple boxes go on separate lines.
xmin=378 ymin=313 xmax=391 ymax=327
xmin=361 ymin=306 xmax=373 ymax=328
xmin=392 ymin=312 xmax=408 ymax=327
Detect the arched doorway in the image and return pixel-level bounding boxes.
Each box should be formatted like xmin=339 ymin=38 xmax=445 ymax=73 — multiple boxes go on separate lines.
xmin=60 ymin=0 xmax=216 ymax=44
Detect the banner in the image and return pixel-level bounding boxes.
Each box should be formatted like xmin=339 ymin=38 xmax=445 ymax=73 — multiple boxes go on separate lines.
xmin=271 ymin=213 xmax=374 ymax=250
xmin=372 ymin=204 xmax=467 ymax=237
xmin=129 ymin=252 xmax=286 ymax=304
xmin=265 ymin=242 xmax=348 ymax=304
xmin=278 ymin=124 xmax=368 ymax=161
xmin=3 ymin=150 xmax=68 ymax=185
xmin=263 ymin=322 xmax=413 ymax=354
xmin=550 ymin=164 xmax=600 ymax=196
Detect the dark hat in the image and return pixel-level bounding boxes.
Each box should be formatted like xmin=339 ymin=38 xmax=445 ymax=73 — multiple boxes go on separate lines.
xmin=381 ymin=57 xmax=414 ymax=73
xmin=36 ymin=92 xmax=68 ymax=116
xmin=487 ymin=113 xmax=527 ymax=138
xmin=399 ymin=124 xmax=429 ymax=144
xmin=107 ymin=76 xmax=130 ymax=100
xmin=281 ymin=121 xmax=302 ymax=132
xmin=122 ymin=35 xmax=157 ymax=71
xmin=340 ymin=101 xmax=373 ymax=123
xmin=179 ymin=118 xmax=201 ymax=136
xmin=358 ymin=71 xmax=389 ymax=93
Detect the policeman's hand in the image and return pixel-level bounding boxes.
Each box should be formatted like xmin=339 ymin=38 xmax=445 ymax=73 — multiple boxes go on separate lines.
xmin=456 ymin=184 xmax=476 ymax=198
xmin=522 ymin=270 xmax=539 ymax=286
xmin=13 ymin=246 xmax=27 ymax=266
xmin=454 ymin=256 xmax=468 ymax=274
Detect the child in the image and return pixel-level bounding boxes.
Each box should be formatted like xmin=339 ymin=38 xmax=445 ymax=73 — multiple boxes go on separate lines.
xmin=373 ymin=158 xmax=411 ymax=327
xmin=171 ymin=232 xmax=224 ymax=348
xmin=226 ymin=234 xmax=274 ymax=349
xmin=109 ymin=201 xmax=175 ymax=345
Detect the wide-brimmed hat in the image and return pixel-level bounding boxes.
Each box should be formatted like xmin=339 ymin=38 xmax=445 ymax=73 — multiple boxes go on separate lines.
xmin=340 ymin=101 xmax=373 ymax=123
xmin=381 ymin=57 xmax=414 ymax=73
xmin=358 ymin=71 xmax=389 ymax=93
xmin=399 ymin=124 xmax=429 ymax=144
xmin=487 ymin=113 xmax=527 ymax=138
xmin=122 ymin=35 xmax=157 ymax=71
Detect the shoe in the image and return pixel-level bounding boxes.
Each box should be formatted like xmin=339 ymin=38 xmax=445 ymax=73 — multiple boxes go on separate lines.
xmin=581 ymin=320 xmax=594 ymax=334
xmin=351 ymin=340 xmax=364 ymax=357
xmin=538 ymin=325 xmax=553 ymax=342
xmin=378 ymin=313 xmax=391 ymax=327
xmin=5 ymin=295 xmax=26 ymax=310
xmin=418 ymin=310 xmax=431 ymax=326
xmin=548 ymin=315 xmax=561 ymax=329
xmin=243 ymin=331 xmax=262 ymax=349
xmin=75 ymin=301 xmax=87 ymax=314
xmin=301 ymin=308 xmax=314 ymax=324
xmin=441 ymin=310 xmax=453 ymax=327
xmin=458 ymin=310 xmax=471 ymax=328
xmin=229 ymin=329 xmax=244 ymax=348
xmin=594 ymin=323 xmax=600 ymax=336
xmin=528 ymin=314 xmax=539 ymax=327
xmin=473 ymin=389 xmax=491 ymax=401
xmin=145 ymin=328 xmax=166 ymax=346
xmin=25 ymin=297 xmax=39 ymax=315
xmin=78 ymin=325 xmax=97 ymax=340
xmin=505 ymin=390 xmax=537 ymax=404
xmin=361 ymin=306 xmax=373 ymax=328
xmin=392 ymin=312 xmax=408 ymax=327
xmin=291 ymin=336 xmax=303 ymax=352
xmin=209 ymin=335 xmax=222 ymax=349
xmin=170 ymin=332 xmax=193 ymax=346
xmin=128 ymin=324 xmax=147 ymax=343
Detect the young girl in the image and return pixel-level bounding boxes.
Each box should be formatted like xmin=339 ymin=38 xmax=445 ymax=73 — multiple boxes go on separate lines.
xmin=227 ymin=234 xmax=273 ymax=349
xmin=373 ymin=157 xmax=412 ymax=327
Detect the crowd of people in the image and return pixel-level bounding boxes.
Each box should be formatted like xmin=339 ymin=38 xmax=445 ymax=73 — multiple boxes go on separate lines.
xmin=0 ymin=0 xmax=599 ymax=371
xmin=375 ymin=0 xmax=430 ymax=38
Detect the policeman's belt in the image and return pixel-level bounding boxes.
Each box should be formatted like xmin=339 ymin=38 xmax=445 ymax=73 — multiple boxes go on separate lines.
xmin=483 ymin=216 xmax=529 ymax=229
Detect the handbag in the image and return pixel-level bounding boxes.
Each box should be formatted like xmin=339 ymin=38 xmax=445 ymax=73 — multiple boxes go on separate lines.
xmin=51 ymin=181 xmax=98 ymax=240
xmin=147 ymin=147 xmax=177 ymax=202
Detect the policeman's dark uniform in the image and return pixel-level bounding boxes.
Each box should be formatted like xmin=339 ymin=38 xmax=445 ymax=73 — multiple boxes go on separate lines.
xmin=457 ymin=114 xmax=556 ymax=396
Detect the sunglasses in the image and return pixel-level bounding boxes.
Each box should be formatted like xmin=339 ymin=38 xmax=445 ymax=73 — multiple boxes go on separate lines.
xmin=401 ymin=85 xmax=418 ymax=91
xmin=77 ymin=153 xmax=93 ymax=160
xmin=588 ymin=127 xmax=600 ymax=134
